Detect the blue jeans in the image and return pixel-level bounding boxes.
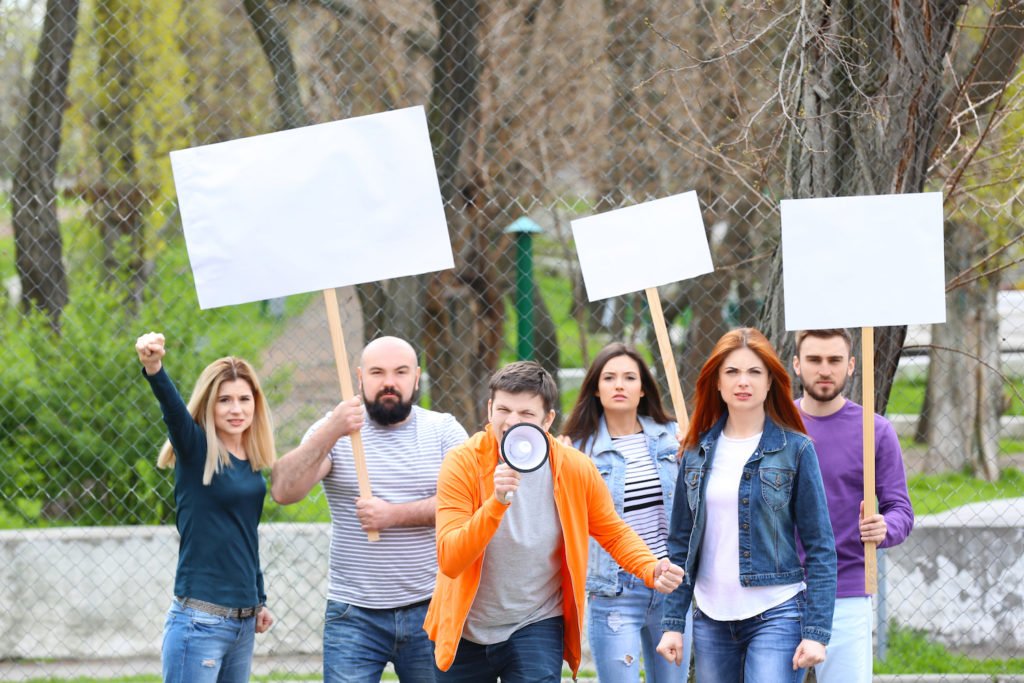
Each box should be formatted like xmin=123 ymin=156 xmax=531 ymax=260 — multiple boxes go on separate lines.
xmin=813 ymin=596 xmax=872 ymax=683
xmin=588 ymin=572 xmax=691 ymax=682
xmin=323 ymin=599 xmax=435 ymax=683
xmin=162 ymin=600 xmax=255 ymax=683
xmin=436 ymin=616 xmax=564 ymax=683
xmin=692 ymin=594 xmax=807 ymax=683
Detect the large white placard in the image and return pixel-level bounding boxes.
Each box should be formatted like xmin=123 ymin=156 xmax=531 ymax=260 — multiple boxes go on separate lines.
xmin=170 ymin=105 xmax=452 ymax=309
xmin=781 ymin=192 xmax=946 ymax=330
xmin=570 ymin=191 xmax=713 ymax=301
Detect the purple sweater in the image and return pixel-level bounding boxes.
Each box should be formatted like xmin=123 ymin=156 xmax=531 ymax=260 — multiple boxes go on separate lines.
xmin=797 ymin=399 xmax=914 ymax=598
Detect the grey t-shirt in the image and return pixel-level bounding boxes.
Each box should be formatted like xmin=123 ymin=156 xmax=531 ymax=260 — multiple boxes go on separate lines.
xmin=462 ymin=462 xmax=564 ymax=644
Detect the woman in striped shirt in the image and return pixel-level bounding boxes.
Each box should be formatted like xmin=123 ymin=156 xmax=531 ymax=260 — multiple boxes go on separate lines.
xmin=560 ymin=342 xmax=691 ymax=682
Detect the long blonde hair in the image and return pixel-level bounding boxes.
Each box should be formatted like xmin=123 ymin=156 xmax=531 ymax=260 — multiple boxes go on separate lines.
xmin=157 ymin=357 xmax=276 ymax=485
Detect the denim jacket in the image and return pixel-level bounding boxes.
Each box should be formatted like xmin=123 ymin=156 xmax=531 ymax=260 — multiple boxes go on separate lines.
xmin=576 ymin=415 xmax=680 ymax=596
xmin=661 ymin=414 xmax=836 ymax=645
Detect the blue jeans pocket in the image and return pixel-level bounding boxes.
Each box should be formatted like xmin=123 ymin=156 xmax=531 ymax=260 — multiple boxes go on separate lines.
xmin=758 ymin=594 xmax=803 ymax=621
xmin=325 ymin=600 xmax=354 ymax=623
xmin=191 ymin=612 xmax=227 ymax=627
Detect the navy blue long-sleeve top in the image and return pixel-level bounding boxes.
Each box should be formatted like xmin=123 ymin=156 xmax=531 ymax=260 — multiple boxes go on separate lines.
xmin=144 ymin=367 xmax=267 ymax=608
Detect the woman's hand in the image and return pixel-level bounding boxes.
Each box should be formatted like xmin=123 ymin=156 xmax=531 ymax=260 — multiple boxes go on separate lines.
xmin=792 ymin=638 xmax=826 ymax=669
xmin=555 ymin=434 xmax=573 ymax=447
xmin=135 ymin=332 xmax=165 ymax=375
xmin=255 ymin=606 xmax=274 ymax=633
xmin=656 ymin=630 xmax=686 ymax=665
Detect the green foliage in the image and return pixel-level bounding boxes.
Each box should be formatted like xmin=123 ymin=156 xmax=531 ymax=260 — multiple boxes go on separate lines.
xmin=262 ymin=483 xmax=332 ymax=523
xmin=876 ymin=624 xmax=1024 ymax=674
xmin=0 ymin=244 xmax=301 ymax=528
xmin=908 ymin=467 xmax=1024 ymax=515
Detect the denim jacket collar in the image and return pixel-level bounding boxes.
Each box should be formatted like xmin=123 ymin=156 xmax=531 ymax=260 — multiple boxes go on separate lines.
xmin=587 ymin=414 xmax=674 ymax=457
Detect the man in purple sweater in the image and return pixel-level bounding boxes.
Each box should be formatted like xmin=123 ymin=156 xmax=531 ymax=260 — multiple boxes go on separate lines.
xmin=793 ymin=328 xmax=914 ymax=683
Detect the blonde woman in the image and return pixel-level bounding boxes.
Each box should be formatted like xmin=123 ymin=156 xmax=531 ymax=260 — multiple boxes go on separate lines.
xmin=136 ymin=331 xmax=275 ymax=683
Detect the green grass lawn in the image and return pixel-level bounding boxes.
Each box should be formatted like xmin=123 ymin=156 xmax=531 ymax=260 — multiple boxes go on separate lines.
xmin=907 ymin=466 xmax=1024 ymax=515
xmin=876 ymin=625 xmax=1024 ymax=674
xmin=888 ymin=375 xmax=1024 ymax=417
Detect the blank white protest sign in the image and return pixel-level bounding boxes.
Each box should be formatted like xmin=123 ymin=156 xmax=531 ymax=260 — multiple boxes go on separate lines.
xmin=571 ymin=191 xmax=713 ymax=432
xmin=169 ymin=105 xmax=453 ymax=309
xmin=781 ymin=192 xmax=946 ymax=330
xmin=570 ymin=191 xmax=714 ymax=302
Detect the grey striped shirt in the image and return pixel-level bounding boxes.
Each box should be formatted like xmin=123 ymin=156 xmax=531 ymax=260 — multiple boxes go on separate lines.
xmin=305 ymin=405 xmax=468 ymax=608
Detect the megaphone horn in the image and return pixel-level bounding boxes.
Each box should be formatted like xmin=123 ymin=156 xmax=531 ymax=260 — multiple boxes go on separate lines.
xmin=500 ymin=422 xmax=550 ymax=473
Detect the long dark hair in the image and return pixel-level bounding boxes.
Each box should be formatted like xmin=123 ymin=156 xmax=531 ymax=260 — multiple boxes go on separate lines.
xmin=682 ymin=328 xmax=806 ymax=449
xmin=561 ymin=342 xmax=672 ymax=447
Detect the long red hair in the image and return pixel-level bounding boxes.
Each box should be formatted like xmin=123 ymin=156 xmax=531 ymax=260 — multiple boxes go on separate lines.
xmin=682 ymin=327 xmax=806 ymax=449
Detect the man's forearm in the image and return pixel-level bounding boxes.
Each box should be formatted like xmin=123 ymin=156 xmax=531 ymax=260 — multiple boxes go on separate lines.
xmin=390 ymin=496 xmax=437 ymax=527
xmin=271 ymin=436 xmax=333 ymax=504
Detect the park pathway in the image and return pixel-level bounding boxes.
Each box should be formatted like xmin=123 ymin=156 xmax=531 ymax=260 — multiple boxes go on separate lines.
xmin=258 ymin=287 xmax=364 ymax=446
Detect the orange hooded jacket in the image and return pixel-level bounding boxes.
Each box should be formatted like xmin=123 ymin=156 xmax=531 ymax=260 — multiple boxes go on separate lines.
xmin=424 ymin=425 xmax=659 ymax=676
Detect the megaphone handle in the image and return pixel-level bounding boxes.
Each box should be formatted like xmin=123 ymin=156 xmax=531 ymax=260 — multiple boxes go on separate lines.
xmin=505 ymin=491 xmax=514 ymax=503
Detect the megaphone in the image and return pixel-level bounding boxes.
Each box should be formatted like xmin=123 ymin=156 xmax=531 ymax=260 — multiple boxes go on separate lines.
xmin=499 ymin=422 xmax=550 ymax=503
xmin=500 ymin=422 xmax=550 ymax=473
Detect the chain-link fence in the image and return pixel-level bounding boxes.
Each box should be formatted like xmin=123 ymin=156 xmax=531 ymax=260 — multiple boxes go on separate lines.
xmin=1 ymin=0 xmax=1023 ymax=679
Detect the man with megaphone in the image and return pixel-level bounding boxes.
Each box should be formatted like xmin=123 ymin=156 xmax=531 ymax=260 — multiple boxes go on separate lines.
xmin=424 ymin=361 xmax=685 ymax=682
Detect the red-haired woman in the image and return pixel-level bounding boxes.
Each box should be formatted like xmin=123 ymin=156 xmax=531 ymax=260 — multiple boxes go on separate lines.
xmin=656 ymin=328 xmax=836 ymax=683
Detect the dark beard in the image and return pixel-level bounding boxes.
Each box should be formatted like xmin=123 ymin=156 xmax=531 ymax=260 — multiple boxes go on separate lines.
xmin=799 ymin=374 xmax=848 ymax=403
xmin=364 ymin=387 xmax=418 ymax=426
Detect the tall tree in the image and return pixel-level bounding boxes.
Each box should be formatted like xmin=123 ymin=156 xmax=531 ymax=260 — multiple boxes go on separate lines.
xmin=243 ymin=0 xmax=309 ymax=130
xmin=93 ymin=0 xmax=145 ymax=305
xmin=916 ymin=1 xmax=1024 ymax=479
xmin=11 ymin=0 xmax=80 ymax=330
xmin=760 ymin=0 xmax=969 ymax=411
xmin=424 ymin=0 xmax=494 ymax=428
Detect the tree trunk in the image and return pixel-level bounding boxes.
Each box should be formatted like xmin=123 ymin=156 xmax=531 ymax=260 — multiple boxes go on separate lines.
xmin=916 ymin=0 xmax=1024 ymax=477
xmin=243 ymin=0 xmax=309 ymax=130
xmin=11 ymin=0 xmax=79 ymax=331
xmin=94 ymin=0 xmax=146 ymax=309
xmin=424 ymin=0 xmax=495 ymax=429
xmin=919 ymin=220 xmax=1002 ymax=479
xmin=760 ymin=0 xmax=966 ymax=410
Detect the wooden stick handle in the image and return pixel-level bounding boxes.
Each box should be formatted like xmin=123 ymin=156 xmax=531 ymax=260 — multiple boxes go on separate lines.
xmin=323 ymin=288 xmax=379 ymax=542
xmin=862 ymin=326 xmax=877 ymax=592
xmin=645 ymin=287 xmax=689 ymax=435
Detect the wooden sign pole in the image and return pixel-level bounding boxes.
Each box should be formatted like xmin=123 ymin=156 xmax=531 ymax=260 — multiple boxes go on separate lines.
xmin=645 ymin=287 xmax=689 ymax=434
xmin=861 ymin=326 xmax=877 ymax=592
xmin=323 ymin=288 xmax=379 ymax=542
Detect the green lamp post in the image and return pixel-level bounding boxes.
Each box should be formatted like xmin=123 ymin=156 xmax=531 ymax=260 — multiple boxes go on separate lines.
xmin=504 ymin=216 xmax=543 ymax=360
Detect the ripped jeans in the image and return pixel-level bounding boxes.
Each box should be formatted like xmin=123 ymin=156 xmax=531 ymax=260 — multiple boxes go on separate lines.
xmin=161 ymin=599 xmax=255 ymax=683
xmin=587 ymin=570 xmax=692 ymax=683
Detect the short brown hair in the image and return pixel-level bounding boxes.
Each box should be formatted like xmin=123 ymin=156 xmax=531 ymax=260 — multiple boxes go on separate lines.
xmin=795 ymin=328 xmax=853 ymax=356
xmin=489 ymin=361 xmax=558 ymax=413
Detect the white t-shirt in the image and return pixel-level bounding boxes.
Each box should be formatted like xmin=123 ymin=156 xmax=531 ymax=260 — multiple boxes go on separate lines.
xmin=694 ymin=432 xmax=803 ymax=620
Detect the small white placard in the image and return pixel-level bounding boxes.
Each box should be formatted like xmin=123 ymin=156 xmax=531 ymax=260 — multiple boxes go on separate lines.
xmin=781 ymin=192 xmax=946 ymax=330
xmin=571 ymin=191 xmax=713 ymax=301
xmin=170 ymin=105 xmax=452 ymax=309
